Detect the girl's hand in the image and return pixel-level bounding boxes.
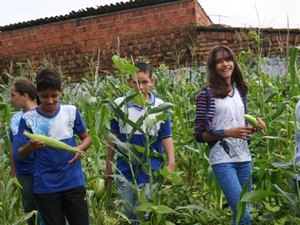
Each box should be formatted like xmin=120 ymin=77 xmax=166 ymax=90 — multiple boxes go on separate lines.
xmin=251 ymin=118 xmax=266 ymax=132
xmin=225 ymin=126 xmax=253 ymax=140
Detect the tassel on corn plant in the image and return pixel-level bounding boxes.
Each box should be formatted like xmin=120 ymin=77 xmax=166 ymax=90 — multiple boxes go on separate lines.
xmin=23 ymin=131 xmax=84 ymax=154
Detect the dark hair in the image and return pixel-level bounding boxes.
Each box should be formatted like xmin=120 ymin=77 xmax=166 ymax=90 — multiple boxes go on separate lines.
xmin=206 ymin=45 xmax=248 ymax=98
xmin=134 ymin=61 xmax=152 ymax=78
xmin=13 ymin=78 xmax=37 ymax=100
xmin=36 ymin=68 xmax=61 ymax=92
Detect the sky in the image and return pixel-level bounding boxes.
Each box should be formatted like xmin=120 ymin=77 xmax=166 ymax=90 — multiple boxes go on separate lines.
xmin=0 ymin=0 xmax=299 ymax=29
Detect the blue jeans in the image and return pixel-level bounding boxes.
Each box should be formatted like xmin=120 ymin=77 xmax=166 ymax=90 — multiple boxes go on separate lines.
xmin=212 ymin=162 xmax=252 ymax=225
xmin=17 ymin=173 xmax=44 ymax=225
xmin=118 ymin=182 xmax=153 ymax=225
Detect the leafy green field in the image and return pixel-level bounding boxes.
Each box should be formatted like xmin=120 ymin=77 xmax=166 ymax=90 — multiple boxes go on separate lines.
xmin=1 ymin=46 xmax=300 ymax=224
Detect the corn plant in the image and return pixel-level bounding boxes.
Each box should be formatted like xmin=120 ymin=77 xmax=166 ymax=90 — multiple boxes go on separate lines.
xmin=235 ymin=47 xmax=300 ymax=224
xmin=2 ymin=41 xmax=300 ymax=224
xmin=102 ymin=56 xmax=183 ymax=224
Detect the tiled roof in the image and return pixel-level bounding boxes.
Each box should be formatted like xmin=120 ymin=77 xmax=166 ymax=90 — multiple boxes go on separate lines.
xmin=0 ymin=0 xmax=190 ymax=32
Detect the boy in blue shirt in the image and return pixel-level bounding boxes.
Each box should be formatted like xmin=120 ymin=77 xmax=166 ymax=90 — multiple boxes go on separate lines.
xmin=105 ymin=61 xmax=175 ymax=223
xmin=9 ymin=78 xmax=43 ymax=225
xmin=18 ymin=68 xmax=92 ymax=225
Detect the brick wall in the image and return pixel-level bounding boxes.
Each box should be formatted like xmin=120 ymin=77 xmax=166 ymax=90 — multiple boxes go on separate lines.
xmin=0 ymin=0 xmax=213 ymax=81
xmin=0 ymin=0 xmax=299 ymax=81
xmin=192 ymin=27 xmax=300 ymax=63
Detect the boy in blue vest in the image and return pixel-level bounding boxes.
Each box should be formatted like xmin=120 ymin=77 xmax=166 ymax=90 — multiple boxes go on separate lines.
xmin=105 ymin=61 xmax=175 ymax=224
xmin=18 ymin=68 xmax=91 ymax=225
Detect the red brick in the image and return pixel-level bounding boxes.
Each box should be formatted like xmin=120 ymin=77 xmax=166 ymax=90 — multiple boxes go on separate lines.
xmin=0 ymin=1 xmax=299 ymax=79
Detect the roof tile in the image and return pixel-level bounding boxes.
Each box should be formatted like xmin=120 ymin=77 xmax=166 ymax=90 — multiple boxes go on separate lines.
xmin=0 ymin=0 xmax=187 ymax=31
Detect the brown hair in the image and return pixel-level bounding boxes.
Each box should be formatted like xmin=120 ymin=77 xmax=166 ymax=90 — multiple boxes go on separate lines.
xmin=13 ymin=78 xmax=37 ymax=100
xmin=206 ymin=45 xmax=248 ymax=98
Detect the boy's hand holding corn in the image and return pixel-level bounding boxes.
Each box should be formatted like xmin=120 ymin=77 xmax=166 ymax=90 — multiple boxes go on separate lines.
xmin=68 ymin=150 xmax=83 ymax=164
xmin=27 ymin=139 xmax=46 ymax=150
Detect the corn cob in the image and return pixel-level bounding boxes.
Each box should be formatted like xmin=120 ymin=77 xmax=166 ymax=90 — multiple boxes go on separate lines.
xmin=23 ymin=131 xmax=84 ymax=154
xmin=244 ymin=114 xmax=259 ymax=128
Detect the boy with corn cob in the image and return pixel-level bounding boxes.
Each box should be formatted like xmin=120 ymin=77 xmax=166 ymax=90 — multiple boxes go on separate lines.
xmin=18 ymin=68 xmax=91 ymax=225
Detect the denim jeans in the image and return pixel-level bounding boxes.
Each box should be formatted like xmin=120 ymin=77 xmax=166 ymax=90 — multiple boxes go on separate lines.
xmin=118 ymin=182 xmax=153 ymax=225
xmin=212 ymin=162 xmax=252 ymax=225
xmin=17 ymin=173 xmax=44 ymax=225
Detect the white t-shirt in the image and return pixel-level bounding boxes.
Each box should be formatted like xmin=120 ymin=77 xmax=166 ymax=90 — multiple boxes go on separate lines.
xmin=209 ymin=86 xmax=251 ymax=165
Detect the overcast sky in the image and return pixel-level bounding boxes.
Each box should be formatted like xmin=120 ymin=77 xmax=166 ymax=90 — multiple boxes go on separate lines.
xmin=0 ymin=0 xmax=299 ymax=28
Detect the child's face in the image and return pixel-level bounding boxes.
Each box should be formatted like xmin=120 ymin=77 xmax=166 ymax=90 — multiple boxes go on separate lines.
xmin=10 ymin=86 xmax=25 ymax=108
xmin=128 ymin=71 xmax=155 ymax=98
xmin=37 ymin=88 xmax=62 ymax=114
xmin=215 ymin=50 xmax=234 ymax=81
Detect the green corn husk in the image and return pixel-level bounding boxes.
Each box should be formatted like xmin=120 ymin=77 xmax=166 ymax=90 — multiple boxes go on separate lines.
xmin=23 ymin=131 xmax=84 ymax=154
xmin=244 ymin=114 xmax=259 ymax=128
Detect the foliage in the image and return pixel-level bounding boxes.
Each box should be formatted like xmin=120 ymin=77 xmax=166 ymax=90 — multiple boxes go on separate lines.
xmin=0 ymin=42 xmax=300 ymax=224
